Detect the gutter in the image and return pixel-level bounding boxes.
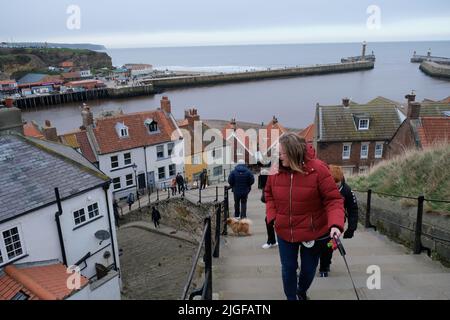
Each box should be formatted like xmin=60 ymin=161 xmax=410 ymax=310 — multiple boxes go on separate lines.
xmin=102 ymin=182 xmax=118 ymax=273
xmin=54 ymin=188 xmax=68 ymax=266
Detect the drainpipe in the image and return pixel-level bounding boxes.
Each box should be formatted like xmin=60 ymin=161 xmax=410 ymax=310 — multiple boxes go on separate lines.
xmin=103 ymin=182 xmax=118 ymax=272
xmin=54 ymin=188 xmax=68 ymax=266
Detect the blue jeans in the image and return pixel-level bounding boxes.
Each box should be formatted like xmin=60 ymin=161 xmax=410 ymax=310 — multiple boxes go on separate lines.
xmin=277 ymin=235 xmax=324 ymax=300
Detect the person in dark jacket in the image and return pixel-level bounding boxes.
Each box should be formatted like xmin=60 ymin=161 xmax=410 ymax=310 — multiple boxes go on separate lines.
xmin=265 ymin=133 xmax=344 ymax=300
xmin=228 ymin=159 xmax=255 ymax=219
xmin=113 ymin=199 xmax=120 ymax=228
xmin=319 ymin=165 xmax=358 ymax=277
xmin=176 ymin=173 xmax=185 ymax=194
xmin=151 ymin=206 xmax=161 ymax=228
xmin=127 ymin=192 xmax=135 ymax=211
xmin=199 ymin=169 xmax=208 ymax=190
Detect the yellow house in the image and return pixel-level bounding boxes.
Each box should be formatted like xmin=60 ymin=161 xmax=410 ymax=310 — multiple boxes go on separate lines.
xmin=177 ymin=108 xmax=210 ymax=184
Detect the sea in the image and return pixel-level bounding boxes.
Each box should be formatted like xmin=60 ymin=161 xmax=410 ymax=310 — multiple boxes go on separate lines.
xmin=22 ymin=41 xmax=450 ymax=134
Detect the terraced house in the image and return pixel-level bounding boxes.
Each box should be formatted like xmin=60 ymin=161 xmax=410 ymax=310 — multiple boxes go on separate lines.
xmin=0 ymin=108 xmax=121 ymax=300
xmin=314 ymin=96 xmax=406 ymax=176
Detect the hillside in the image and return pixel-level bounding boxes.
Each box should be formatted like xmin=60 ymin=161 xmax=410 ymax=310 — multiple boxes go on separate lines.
xmin=348 ymin=143 xmax=450 ymax=213
xmin=0 ymin=47 xmax=112 ymax=80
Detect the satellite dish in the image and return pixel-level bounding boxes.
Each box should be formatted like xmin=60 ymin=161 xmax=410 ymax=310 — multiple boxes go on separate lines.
xmin=95 ymin=230 xmax=110 ymax=245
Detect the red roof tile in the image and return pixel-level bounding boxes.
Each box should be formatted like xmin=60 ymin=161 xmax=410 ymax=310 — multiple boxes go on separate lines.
xmin=299 ymin=123 xmax=315 ymax=142
xmin=75 ymin=131 xmax=97 ymax=163
xmin=23 ymin=122 xmax=44 ymax=139
xmin=93 ymin=109 xmax=180 ymax=154
xmin=418 ymin=117 xmax=450 ymax=148
xmin=0 ymin=263 xmax=88 ymax=300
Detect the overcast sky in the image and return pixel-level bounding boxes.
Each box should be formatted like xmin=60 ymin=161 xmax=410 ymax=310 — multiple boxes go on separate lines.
xmin=1 ymin=0 xmax=450 ymax=48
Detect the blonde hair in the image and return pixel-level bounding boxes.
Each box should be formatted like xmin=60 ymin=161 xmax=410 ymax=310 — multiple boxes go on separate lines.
xmin=279 ymin=133 xmax=307 ymax=173
xmin=329 ymin=165 xmax=344 ymax=183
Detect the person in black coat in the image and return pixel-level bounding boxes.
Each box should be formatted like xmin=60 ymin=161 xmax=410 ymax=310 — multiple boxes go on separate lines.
xmin=199 ymin=169 xmax=208 ymax=190
xmin=151 ymin=206 xmax=161 ymax=228
xmin=319 ymin=165 xmax=358 ymax=277
xmin=176 ymin=173 xmax=185 ymax=194
xmin=228 ymin=160 xmax=255 ymax=219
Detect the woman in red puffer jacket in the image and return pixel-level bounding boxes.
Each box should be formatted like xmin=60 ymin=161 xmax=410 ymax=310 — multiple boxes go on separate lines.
xmin=264 ymin=133 xmax=344 ymax=300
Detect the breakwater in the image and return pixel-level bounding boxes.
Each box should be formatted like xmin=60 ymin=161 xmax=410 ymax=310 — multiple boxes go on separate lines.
xmin=411 ymin=54 xmax=450 ymax=65
xmin=145 ymin=61 xmax=374 ymax=89
xmin=419 ymin=61 xmax=450 ymax=80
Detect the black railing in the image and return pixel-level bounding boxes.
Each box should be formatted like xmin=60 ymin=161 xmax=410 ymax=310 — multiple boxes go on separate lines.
xmin=355 ymin=189 xmax=450 ymax=255
xmin=181 ymin=187 xmax=229 ymax=300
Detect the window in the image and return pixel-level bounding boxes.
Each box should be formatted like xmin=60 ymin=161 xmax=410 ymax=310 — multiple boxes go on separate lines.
xmin=0 ymin=247 xmax=3 ymax=264
xmin=121 ymin=128 xmax=128 ymax=137
xmin=73 ymin=209 xmax=86 ymax=225
xmin=168 ymin=143 xmax=175 ymax=156
xmin=113 ymin=177 xmax=121 ymax=190
xmin=169 ymin=164 xmax=176 ymax=177
xmin=3 ymin=227 xmax=23 ymax=260
xmin=157 ymin=145 xmax=164 ymax=159
xmin=124 ymin=153 xmax=131 ymax=165
xmin=11 ymin=291 xmax=29 ymax=300
xmin=358 ymin=119 xmax=369 ymax=130
xmin=145 ymin=119 xmax=158 ymax=133
xmin=359 ymin=167 xmax=369 ymax=175
xmin=126 ymin=174 xmax=134 ymax=186
xmin=115 ymin=122 xmax=129 ymax=138
xmin=87 ymin=203 xmax=99 ymax=219
xmin=375 ymin=143 xmax=384 ymax=158
xmin=158 ymin=167 xmax=166 ymax=180
xmin=213 ymin=166 xmax=223 ymax=176
xmin=111 ymin=156 xmax=119 ymax=169
xmin=342 ymin=143 xmax=351 ymax=160
xmin=360 ymin=143 xmax=369 ymax=159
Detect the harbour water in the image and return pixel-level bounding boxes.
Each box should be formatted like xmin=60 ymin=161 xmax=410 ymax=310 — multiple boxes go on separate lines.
xmin=22 ymin=41 xmax=450 ymax=134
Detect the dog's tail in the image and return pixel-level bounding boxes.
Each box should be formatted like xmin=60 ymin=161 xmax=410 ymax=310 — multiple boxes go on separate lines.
xmin=240 ymin=218 xmax=253 ymax=225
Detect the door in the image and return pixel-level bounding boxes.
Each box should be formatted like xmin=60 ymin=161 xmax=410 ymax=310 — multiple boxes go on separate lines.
xmin=147 ymin=171 xmax=155 ymax=190
xmin=138 ymin=173 xmax=146 ymax=190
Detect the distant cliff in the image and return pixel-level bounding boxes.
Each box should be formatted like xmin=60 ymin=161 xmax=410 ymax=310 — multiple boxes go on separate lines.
xmin=0 ymin=48 xmax=112 ymax=80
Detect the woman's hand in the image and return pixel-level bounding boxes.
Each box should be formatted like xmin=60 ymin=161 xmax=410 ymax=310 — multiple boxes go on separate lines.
xmin=330 ymin=227 xmax=341 ymax=239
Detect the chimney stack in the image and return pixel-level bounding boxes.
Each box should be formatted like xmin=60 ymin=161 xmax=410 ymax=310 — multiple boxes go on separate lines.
xmin=405 ymin=91 xmax=416 ymax=104
xmin=0 ymin=107 xmax=24 ymax=135
xmin=230 ymin=118 xmax=237 ymax=130
xmin=272 ymin=116 xmax=278 ymax=124
xmin=42 ymin=120 xmax=58 ymax=142
xmin=160 ymin=96 xmax=171 ymax=114
xmin=407 ymin=102 xmax=421 ymax=120
xmin=342 ymin=97 xmax=350 ymax=107
xmin=81 ymin=103 xmax=94 ymax=128
xmin=185 ymin=108 xmax=200 ymax=127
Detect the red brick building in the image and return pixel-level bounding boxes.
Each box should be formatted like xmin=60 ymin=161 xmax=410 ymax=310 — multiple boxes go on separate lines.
xmin=314 ymin=97 xmax=405 ymax=176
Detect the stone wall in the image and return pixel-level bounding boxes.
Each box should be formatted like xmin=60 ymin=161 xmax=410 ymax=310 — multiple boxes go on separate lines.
xmin=354 ymin=191 xmax=450 ymax=266
xmin=150 ymin=61 xmax=375 ymax=89
xmin=420 ymin=61 xmax=450 ymax=79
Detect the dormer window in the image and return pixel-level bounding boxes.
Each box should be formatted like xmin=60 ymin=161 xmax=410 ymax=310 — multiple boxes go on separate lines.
xmin=115 ymin=122 xmax=129 ymax=138
xmin=358 ymin=118 xmax=370 ymax=130
xmin=145 ymin=118 xmax=158 ymax=133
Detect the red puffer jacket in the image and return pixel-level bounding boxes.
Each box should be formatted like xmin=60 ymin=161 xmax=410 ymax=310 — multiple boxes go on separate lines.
xmin=264 ymin=158 xmax=344 ymax=243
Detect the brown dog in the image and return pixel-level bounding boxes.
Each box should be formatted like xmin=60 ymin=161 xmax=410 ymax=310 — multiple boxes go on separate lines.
xmin=226 ymin=218 xmax=252 ymax=236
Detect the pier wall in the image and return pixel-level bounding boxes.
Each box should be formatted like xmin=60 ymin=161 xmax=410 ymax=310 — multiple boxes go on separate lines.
xmin=148 ymin=61 xmax=374 ymax=88
xmin=420 ymin=61 xmax=450 ymax=79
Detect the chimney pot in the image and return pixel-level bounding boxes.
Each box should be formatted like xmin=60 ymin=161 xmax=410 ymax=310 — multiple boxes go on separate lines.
xmin=342 ymin=98 xmax=350 ymax=107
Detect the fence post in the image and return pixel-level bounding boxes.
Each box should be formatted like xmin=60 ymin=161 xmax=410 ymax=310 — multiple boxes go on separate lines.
xmin=204 ymin=216 xmax=213 ymax=300
xmin=223 ymin=169 xmax=226 ymax=183
xmin=215 ymin=186 xmax=218 ymax=202
xmin=222 ymin=186 xmax=229 ymax=236
xmin=413 ymin=195 xmax=425 ymax=254
xmin=213 ymin=204 xmax=221 ymax=258
xmin=198 ymin=179 xmax=202 ymax=203
xmin=156 ymin=188 xmax=159 ymax=201
xmin=365 ymin=189 xmax=372 ymax=228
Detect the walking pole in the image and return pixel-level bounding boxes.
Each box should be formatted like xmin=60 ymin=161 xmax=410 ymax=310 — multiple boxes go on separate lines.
xmin=331 ymin=235 xmax=360 ymax=300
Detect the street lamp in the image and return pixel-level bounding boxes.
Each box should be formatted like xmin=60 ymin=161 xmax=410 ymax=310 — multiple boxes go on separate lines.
xmin=132 ymin=163 xmax=140 ymax=209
